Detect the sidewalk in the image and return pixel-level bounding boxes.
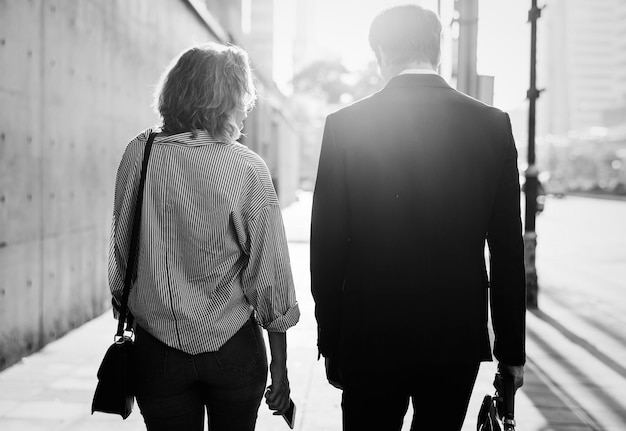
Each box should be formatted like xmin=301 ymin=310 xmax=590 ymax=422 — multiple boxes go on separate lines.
xmin=0 ymin=191 xmax=596 ymax=431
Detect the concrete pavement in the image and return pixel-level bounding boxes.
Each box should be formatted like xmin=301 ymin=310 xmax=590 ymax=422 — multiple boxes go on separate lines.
xmin=0 ymin=191 xmax=604 ymax=430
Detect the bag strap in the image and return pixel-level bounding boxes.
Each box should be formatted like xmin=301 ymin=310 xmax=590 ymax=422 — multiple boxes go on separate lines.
xmin=116 ymin=132 xmax=156 ymax=337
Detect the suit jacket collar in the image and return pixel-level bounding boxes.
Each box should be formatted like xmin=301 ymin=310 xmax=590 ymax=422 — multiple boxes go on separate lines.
xmin=384 ymin=73 xmax=452 ymax=91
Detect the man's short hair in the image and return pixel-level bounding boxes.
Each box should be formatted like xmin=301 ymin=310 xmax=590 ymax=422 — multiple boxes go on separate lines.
xmin=369 ymin=4 xmax=442 ymax=67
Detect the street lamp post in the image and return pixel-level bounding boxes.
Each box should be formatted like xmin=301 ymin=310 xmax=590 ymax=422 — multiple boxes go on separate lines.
xmin=525 ymin=0 xmax=542 ymax=309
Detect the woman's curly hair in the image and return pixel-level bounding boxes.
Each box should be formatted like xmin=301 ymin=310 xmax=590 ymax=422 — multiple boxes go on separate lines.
xmin=154 ymin=42 xmax=256 ymax=143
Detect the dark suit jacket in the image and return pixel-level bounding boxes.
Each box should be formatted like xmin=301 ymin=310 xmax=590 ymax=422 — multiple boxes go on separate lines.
xmin=310 ymin=74 xmax=526 ymax=379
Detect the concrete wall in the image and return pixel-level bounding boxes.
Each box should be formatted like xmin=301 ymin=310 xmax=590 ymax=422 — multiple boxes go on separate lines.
xmin=0 ymin=0 xmax=231 ymax=370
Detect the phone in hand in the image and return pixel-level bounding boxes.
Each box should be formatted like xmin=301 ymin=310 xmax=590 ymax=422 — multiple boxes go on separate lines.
xmin=280 ymin=399 xmax=296 ymax=429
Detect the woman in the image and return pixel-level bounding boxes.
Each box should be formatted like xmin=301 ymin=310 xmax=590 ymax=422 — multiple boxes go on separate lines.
xmin=109 ymin=42 xmax=299 ymax=430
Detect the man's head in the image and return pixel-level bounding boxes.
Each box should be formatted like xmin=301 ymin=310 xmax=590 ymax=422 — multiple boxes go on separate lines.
xmin=368 ymin=4 xmax=442 ymax=80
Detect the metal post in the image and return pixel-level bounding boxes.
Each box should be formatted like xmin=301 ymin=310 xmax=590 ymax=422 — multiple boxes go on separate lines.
xmin=455 ymin=0 xmax=479 ymax=98
xmin=525 ymin=0 xmax=542 ymax=309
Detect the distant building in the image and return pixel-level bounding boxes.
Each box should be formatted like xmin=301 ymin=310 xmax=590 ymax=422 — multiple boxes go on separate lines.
xmin=613 ymin=1 xmax=626 ymax=111
xmin=239 ymin=0 xmax=301 ymax=204
xmin=539 ymin=0 xmax=626 ymax=136
xmin=241 ymin=0 xmax=275 ymax=78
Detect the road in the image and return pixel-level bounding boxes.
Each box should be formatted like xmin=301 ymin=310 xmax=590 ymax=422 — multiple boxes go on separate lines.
xmin=536 ymin=195 xmax=626 ymax=313
xmin=527 ymin=195 xmax=626 ymax=430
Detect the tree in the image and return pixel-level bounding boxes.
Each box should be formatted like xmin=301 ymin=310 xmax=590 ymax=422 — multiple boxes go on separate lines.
xmin=292 ymin=59 xmax=383 ymax=105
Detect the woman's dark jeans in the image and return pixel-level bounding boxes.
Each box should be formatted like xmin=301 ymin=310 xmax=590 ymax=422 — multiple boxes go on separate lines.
xmin=134 ymin=318 xmax=268 ymax=431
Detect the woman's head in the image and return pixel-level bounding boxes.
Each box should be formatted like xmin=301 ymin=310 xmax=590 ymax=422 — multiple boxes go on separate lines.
xmin=154 ymin=42 xmax=256 ymax=143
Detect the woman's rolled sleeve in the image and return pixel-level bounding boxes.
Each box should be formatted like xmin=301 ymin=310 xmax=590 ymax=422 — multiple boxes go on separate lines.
xmin=241 ymin=204 xmax=300 ymax=332
xmin=263 ymin=302 xmax=300 ymax=332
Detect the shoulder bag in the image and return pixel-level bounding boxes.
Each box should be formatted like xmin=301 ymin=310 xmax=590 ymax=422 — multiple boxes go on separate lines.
xmin=91 ymin=131 xmax=156 ymax=419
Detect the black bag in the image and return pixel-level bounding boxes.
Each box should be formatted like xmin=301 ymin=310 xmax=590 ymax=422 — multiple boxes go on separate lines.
xmin=92 ymin=336 xmax=136 ymax=418
xmin=477 ymin=372 xmax=517 ymax=431
xmin=477 ymin=394 xmax=501 ymax=431
xmin=91 ymin=132 xmax=155 ymax=419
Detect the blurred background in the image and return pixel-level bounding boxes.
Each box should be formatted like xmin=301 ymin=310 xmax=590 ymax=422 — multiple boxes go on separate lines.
xmin=1 ymin=1 xmax=625 ymax=429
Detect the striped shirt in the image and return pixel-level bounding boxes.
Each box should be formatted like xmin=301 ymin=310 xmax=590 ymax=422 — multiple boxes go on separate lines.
xmin=109 ymin=128 xmax=300 ymax=354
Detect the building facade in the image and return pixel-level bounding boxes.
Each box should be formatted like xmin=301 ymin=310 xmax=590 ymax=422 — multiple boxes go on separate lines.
xmin=540 ymin=0 xmax=626 ymax=136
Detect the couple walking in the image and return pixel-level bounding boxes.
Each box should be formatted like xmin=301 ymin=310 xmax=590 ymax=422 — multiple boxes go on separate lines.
xmin=109 ymin=5 xmax=526 ymax=431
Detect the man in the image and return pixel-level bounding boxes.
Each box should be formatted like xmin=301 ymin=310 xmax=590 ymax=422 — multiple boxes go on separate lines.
xmin=310 ymin=5 xmax=526 ymax=430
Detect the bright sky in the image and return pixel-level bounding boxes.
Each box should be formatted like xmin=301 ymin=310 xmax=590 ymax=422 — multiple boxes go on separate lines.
xmin=275 ymin=0 xmax=531 ymax=111
xmin=476 ymin=0 xmax=530 ymax=111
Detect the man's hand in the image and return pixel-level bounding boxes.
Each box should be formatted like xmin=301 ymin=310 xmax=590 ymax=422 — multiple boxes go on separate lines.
xmin=325 ymin=356 xmax=343 ymax=390
xmin=265 ymin=361 xmax=291 ymax=414
xmin=498 ymin=363 xmax=524 ymax=391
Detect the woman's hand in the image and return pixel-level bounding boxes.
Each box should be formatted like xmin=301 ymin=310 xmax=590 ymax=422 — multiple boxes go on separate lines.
xmin=265 ymin=332 xmax=291 ymax=414
xmin=265 ymin=361 xmax=291 ymax=414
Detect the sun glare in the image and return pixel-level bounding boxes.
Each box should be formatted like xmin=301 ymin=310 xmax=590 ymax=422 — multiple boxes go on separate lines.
xmin=273 ymin=0 xmax=529 ymax=110
xmin=300 ymin=0 xmax=442 ymax=70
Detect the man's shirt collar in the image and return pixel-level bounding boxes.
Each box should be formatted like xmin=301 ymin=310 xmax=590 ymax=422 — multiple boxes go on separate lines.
xmin=399 ymin=68 xmax=438 ymax=76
